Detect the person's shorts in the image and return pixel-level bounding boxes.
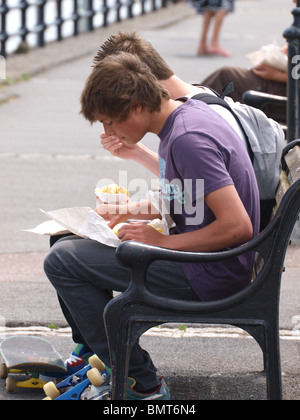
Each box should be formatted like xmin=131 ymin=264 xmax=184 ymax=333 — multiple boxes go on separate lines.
xmin=186 ymin=0 xmax=235 ymax=15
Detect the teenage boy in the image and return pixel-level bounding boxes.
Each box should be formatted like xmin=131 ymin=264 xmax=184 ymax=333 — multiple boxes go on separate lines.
xmin=44 ymin=52 xmax=260 ymax=399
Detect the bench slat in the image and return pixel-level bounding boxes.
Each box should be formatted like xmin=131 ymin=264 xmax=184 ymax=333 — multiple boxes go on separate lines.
xmin=284 ymin=145 xmax=300 ymax=184
xmin=275 ymin=170 xmax=290 ymax=207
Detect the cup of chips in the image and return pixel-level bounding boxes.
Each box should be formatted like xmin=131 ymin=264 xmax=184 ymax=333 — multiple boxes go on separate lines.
xmin=95 ymin=184 xmax=129 ymax=204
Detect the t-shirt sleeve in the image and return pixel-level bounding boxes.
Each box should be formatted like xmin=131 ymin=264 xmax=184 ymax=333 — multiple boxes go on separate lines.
xmin=170 ymin=132 xmax=234 ymax=202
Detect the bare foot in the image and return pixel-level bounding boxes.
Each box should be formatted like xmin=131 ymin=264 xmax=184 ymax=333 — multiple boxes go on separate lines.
xmin=197 ymin=46 xmax=210 ymax=55
xmin=207 ymin=46 xmax=232 ymax=57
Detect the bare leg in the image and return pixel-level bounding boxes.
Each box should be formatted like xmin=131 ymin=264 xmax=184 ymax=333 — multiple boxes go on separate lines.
xmin=197 ymin=9 xmax=214 ymax=55
xmin=208 ymin=9 xmax=232 ymax=56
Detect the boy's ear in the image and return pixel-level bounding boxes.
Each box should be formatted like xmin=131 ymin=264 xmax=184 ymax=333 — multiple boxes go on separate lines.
xmin=134 ymin=104 xmax=143 ymax=114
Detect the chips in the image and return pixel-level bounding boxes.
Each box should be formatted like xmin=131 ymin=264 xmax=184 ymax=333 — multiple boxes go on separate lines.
xmin=112 ymin=222 xmax=127 ymax=235
xmin=112 ymin=219 xmax=164 ymax=236
xmin=95 ymin=184 xmax=129 ymax=196
xmin=149 ymin=219 xmax=164 ymax=233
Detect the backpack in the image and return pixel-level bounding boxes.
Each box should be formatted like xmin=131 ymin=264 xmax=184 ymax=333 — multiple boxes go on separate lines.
xmin=191 ymin=83 xmax=286 ymax=201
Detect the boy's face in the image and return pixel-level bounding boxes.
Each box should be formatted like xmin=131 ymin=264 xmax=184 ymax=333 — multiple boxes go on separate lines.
xmin=97 ymin=106 xmax=148 ymax=145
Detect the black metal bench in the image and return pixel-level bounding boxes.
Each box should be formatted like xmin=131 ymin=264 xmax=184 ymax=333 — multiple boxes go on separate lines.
xmin=103 ymin=141 xmax=300 ymax=400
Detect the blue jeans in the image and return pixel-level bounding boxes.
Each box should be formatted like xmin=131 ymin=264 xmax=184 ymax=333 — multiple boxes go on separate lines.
xmin=44 ymin=235 xmax=198 ymax=391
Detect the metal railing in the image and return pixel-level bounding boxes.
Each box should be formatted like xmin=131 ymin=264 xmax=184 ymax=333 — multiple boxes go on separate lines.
xmin=0 ymin=0 xmax=171 ymax=57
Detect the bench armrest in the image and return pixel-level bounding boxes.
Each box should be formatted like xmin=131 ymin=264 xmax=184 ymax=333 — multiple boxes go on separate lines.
xmin=242 ymin=90 xmax=287 ymax=108
xmin=115 ymin=218 xmax=279 ymax=269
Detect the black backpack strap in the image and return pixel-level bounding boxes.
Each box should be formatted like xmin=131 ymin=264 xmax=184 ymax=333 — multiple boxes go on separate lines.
xmin=220 ymin=81 xmax=235 ymax=98
xmin=191 ymin=82 xmax=234 ymax=109
xmin=192 ymin=92 xmax=232 ymax=109
xmin=191 ymin=81 xmax=234 ymax=99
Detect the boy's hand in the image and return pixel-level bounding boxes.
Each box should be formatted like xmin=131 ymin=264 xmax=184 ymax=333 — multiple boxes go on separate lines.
xmin=252 ymin=63 xmax=287 ymax=83
xmin=117 ymin=222 xmax=166 ymax=247
xmin=95 ymin=200 xmax=128 ymax=228
xmin=100 ymin=133 xmax=139 ymax=160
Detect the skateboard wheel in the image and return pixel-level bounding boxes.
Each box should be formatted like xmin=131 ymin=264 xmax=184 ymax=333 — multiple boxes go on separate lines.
xmin=43 ymin=381 xmax=60 ymax=399
xmin=6 ymin=376 xmax=16 ymax=393
xmin=0 ymin=363 xmax=8 ymax=379
xmin=87 ymin=368 xmax=104 ymax=387
xmin=88 ymin=355 xmax=105 ymax=372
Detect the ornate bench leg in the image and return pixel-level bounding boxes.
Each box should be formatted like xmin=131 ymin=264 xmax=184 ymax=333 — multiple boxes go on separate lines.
xmin=264 ymin=327 xmax=282 ymax=400
xmin=104 ymin=300 xmax=130 ymax=400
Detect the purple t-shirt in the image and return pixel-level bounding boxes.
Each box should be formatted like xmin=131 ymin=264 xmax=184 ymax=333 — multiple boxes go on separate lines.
xmin=158 ymin=99 xmax=260 ymax=301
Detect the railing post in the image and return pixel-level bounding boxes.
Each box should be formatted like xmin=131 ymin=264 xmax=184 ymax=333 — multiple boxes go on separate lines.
xmin=36 ymin=0 xmax=47 ymax=47
xmin=283 ymin=0 xmax=300 ymax=142
xmin=127 ymin=0 xmax=134 ymax=19
xmin=19 ymin=0 xmax=29 ymax=44
xmin=116 ymin=0 xmax=122 ymax=22
xmin=86 ymin=0 xmax=94 ymax=31
xmin=102 ymin=0 xmax=109 ymax=27
xmin=56 ymin=0 xmax=64 ymax=41
xmin=73 ymin=0 xmax=79 ymax=36
xmin=0 ymin=0 xmax=9 ymax=58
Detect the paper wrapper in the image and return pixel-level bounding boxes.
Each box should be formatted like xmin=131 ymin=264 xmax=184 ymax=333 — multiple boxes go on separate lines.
xmin=25 ymin=207 xmax=121 ymax=247
xmin=246 ymin=43 xmax=288 ymax=72
xmin=25 ymin=192 xmax=171 ymax=248
xmin=95 ymin=191 xmax=128 ymax=204
xmin=147 ymin=190 xmax=174 ymax=233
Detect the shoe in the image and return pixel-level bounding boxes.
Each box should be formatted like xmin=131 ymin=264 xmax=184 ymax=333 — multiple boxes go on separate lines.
xmin=126 ymin=378 xmax=170 ymax=400
xmin=41 ymin=343 xmax=93 ymax=381
xmin=82 ymin=373 xmax=136 ymax=400
xmin=64 ymin=343 xmax=93 ymax=375
xmin=84 ymin=375 xmax=170 ymax=401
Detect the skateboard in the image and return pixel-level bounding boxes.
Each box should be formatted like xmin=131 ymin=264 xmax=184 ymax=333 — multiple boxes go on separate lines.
xmin=43 ymin=354 xmax=110 ymax=400
xmin=43 ymin=354 xmax=138 ymax=400
xmin=0 ymin=335 xmax=67 ymax=392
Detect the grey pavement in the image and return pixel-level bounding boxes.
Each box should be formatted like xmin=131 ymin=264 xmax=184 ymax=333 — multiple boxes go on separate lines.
xmin=0 ymin=0 xmax=300 ymax=400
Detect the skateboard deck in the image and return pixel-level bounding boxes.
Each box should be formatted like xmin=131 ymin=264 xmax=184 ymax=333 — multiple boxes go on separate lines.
xmin=0 ymin=335 xmax=66 ymax=372
xmin=0 ymin=335 xmax=66 ymax=392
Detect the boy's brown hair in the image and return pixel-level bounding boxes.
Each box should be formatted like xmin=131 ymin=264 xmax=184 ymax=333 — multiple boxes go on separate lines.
xmin=80 ymin=51 xmax=170 ymax=124
xmin=93 ymin=31 xmax=174 ymax=81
